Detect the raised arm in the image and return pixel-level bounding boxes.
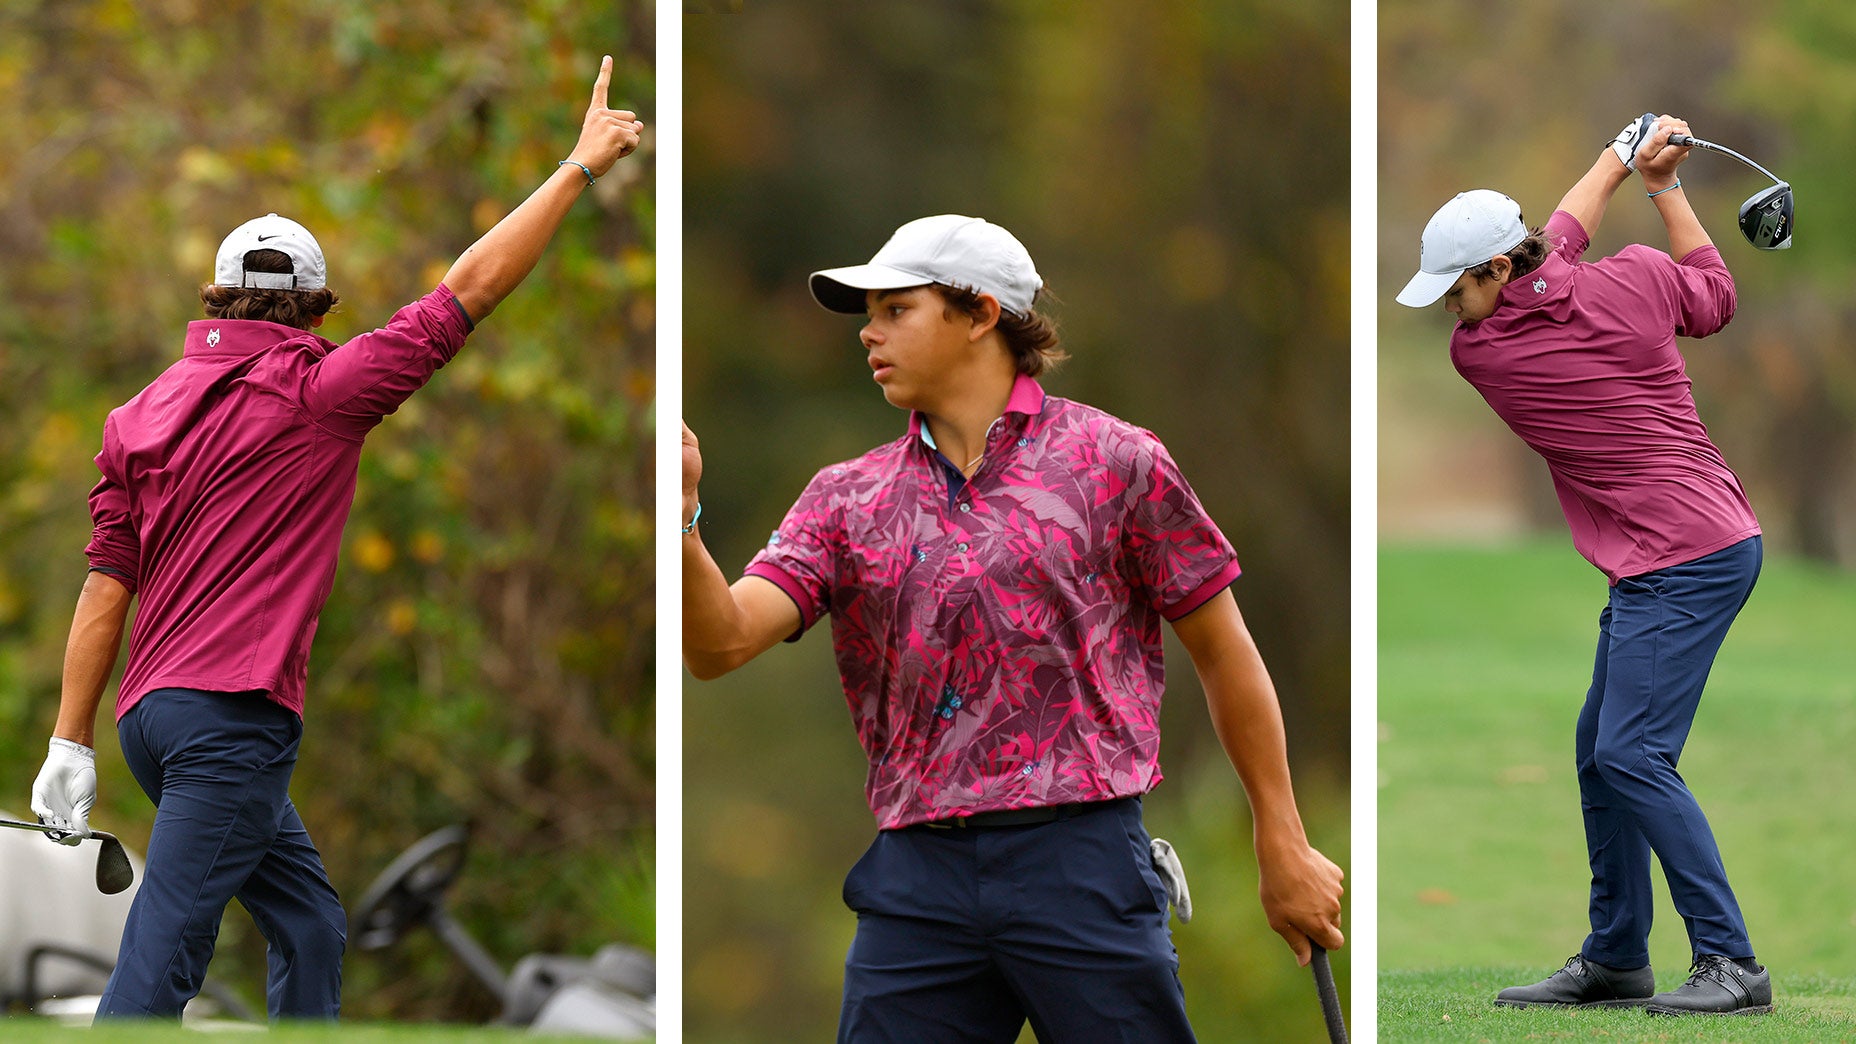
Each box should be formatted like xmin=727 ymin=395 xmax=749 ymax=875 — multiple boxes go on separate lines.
xmin=1169 ymin=588 xmax=1345 ymax=965
xmin=31 ymin=571 xmax=134 ymax=842
xmin=1632 ymin=116 xmax=1711 ymax=258
xmin=1554 ymin=149 xmax=1633 ymax=240
xmin=681 ymin=422 xmax=805 ymax=679
xmin=442 ymin=55 xmax=644 ymax=324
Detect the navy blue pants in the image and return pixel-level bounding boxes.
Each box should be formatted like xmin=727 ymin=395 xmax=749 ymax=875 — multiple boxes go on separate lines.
xmin=1576 ymin=536 xmax=1760 ymax=968
xmin=97 ymin=688 xmax=345 ymax=1020
xmin=837 ymin=798 xmax=1194 ymax=1043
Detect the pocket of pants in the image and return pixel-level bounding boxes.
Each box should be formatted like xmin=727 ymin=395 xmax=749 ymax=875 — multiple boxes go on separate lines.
xmin=1110 ymin=812 xmax=1171 ymax=919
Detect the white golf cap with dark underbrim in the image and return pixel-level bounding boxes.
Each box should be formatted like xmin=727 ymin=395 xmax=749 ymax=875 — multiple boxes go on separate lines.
xmin=810 ymin=214 xmax=1043 ymax=317
xmin=213 ymin=213 xmax=328 ymax=291
xmin=1395 ymin=190 xmax=1527 ymax=307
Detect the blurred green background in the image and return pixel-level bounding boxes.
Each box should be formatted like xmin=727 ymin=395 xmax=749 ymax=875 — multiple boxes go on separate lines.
xmin=684 ymin=2 xmax=1350 ymax=1040
xmin=0 ymin=0 xmax=655 ymax=1022
xmin=1380 ymin=0 xmax=1856 ymax=1017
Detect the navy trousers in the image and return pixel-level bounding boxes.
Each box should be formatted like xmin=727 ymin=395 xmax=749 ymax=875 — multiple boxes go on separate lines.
xmin=1575 ymin=536 xmax=1760 ymax=968
xmin=97 ymin=688 xmax=345 ymax=1020
xmin=837 ymin=798 xmax=1194 ymax=1043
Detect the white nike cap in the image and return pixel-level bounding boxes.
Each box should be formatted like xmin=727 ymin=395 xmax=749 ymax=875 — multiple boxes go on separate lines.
xmin=213 ymin=213 xmax=328 ymax=291
xmin=1395 ymin=190 xmax=1527 ymax=307
xmin=810 ymin=215 xmax=1043 ymax=317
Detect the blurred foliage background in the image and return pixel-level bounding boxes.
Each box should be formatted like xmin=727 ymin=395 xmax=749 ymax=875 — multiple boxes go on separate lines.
xmin=0 ymin=0 xmax=655 ymax=1022
xmin=684 ymin=2 xmax=1350 ymax=1040
xmin=1381 ymin=0 xmax=1856 ymax=555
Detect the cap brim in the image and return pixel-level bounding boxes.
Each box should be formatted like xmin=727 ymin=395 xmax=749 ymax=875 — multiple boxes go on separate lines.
xmin=1394 ymin=267 xmax=1464 ymax=308
xmin=808 ymin=263 xmax=933 ymax=313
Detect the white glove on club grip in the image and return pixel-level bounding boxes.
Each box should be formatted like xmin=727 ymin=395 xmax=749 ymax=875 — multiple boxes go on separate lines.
xmin=30 ymin=737 xmax=97 ymax=845
xmin=1149 ymin=837 xmax=1193 ymax=923
xmin=1609 ymin=112 xmax=1657 ymax=171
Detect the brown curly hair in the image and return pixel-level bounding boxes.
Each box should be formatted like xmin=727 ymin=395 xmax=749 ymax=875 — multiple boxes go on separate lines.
xmin=198 ymin=248 xmax=339 ymax=330
xmin=932 ymin=284 xmax=1067 ymax=377
xmin=1465 ymin=227 xmax=1554 ymax=284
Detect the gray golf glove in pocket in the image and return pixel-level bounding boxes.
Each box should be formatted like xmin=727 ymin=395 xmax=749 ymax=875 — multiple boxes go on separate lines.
xmin=1149 ymin=837 xmax=1192 ymax=923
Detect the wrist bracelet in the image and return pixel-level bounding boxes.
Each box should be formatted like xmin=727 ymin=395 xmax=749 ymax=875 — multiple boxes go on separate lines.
xmin=559 ymin=159 xmax=597 ymax=186
xmin=681 ymin=502 xmax=703 ymax=535
xmin=1647 ymin=179 xmax=1681 ymax=198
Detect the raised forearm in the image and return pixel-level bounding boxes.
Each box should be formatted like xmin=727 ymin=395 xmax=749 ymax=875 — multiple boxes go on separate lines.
xmin=442 ymin=169 xmax=591 ymax=323
xmin=54 ymin=572 xmax=133 ymax=747
xmin=681 ymin=529 xmax=799 ymax=680
xmin=1554 ymin=151 xmax=1633 ymax=239
xmin=442 ymin=55 xmax=642 ymax=323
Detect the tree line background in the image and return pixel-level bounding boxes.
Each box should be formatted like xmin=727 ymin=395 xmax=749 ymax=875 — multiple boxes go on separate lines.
xmin=0 ymin=0 xmax=655 ymax=1021
xmin=684 ymin=2 xmax=1351 ymax=1040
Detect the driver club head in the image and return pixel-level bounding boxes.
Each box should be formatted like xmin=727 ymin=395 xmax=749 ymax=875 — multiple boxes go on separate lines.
xmin=1737 ymin=182 xmax=1793 ymax=250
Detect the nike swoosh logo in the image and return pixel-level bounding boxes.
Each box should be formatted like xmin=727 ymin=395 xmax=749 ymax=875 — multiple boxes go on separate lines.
xmin=256 ymin=234 xmax=279 ymax=241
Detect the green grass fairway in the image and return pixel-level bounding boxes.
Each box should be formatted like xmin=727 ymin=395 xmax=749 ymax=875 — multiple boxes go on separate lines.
xmin=1381 ymin=968 xmax=1856 ymax=1042
xmin=1380 ymin=541 xmax=1856 ymax=1032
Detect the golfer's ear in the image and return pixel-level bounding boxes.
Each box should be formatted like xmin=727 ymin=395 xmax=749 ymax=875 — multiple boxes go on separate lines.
xmin=1488 ymin=255 xmax=1513 ymax=283
xmin=967 ymin=294 xmax=1002 ymax=340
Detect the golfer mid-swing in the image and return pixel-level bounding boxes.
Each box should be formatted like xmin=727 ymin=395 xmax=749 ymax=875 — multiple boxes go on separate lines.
xmin=683 ymin=215 xmax=1345 ymax=1041
xmin=28 ymin=59 xmax=642 ymax=1020
xmin=1397 ymin=115 xmax=1769 ymax=1016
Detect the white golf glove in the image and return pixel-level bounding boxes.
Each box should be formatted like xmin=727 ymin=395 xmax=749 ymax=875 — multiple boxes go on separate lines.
xmin=1149 ymin=837 xmax=1192 ymax=923
xmin=1608 ymin=112 xmax=1658 ymax=171
xmin=30 ymin=738 xmax=97 ymax=845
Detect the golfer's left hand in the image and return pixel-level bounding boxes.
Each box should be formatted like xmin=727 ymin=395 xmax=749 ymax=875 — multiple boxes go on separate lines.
xmin=1257 ymin=839 xmax=1345 ymax=966
xmin=1634 ymin=115 xmax=1692 ymax=188
xmin=30 ymin=737 xmax=97 ymax=845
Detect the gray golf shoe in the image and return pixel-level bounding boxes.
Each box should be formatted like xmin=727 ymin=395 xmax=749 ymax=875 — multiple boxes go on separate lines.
xmin=1493 ymin=955 xmax=1655 ymax=1009
xmin=1645 ymin=955 xmax=1773 ymax=1016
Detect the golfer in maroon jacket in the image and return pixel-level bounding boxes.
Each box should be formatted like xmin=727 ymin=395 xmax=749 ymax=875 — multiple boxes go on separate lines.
xmin=28 ymin=58 xmax=641 ymax=1021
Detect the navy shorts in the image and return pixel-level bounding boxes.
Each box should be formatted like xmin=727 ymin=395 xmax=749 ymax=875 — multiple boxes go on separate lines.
xmin=838 ymin=797 xmax=1194 ymax=1043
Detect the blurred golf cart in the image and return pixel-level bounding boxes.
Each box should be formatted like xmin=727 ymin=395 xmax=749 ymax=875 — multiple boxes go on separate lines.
xmin=0 ymin=809 xmax=254 ymax=1024
xmin=351 ymin=824 xmax=655 ymax=1038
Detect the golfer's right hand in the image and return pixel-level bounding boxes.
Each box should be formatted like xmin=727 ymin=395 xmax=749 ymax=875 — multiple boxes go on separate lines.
xmin=681 ymin=421 xmax=703 ymax=529
xmin=30 ymin=737 xmax=97 ymax=845
xmin=1257 ymin=839 xmax=1346 ymax=966
xmin=568 ymin=55 xmax=645 ymax=178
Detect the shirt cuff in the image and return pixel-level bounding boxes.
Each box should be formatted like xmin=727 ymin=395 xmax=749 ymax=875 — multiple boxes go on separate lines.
xmin=436 ymin=283 xmax=477 ymax=332
xmin=742 ymin=563 xmax=818 ymax=642
xmin=1160 ymin=558 xmax=1243 ymax=622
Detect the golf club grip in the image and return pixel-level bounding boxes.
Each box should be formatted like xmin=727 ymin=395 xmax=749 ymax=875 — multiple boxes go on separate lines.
xmin=1310 ymin=945 xmax=1347 ymax=1044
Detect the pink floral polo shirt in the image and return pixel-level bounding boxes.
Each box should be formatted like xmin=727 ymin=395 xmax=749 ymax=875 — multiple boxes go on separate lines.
xmin=745 ymin=374 xmax=1241 ymax=828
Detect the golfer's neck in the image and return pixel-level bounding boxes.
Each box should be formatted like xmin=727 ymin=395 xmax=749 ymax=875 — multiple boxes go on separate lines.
xmin=920 ymin=370 xmax=1016 ymax=469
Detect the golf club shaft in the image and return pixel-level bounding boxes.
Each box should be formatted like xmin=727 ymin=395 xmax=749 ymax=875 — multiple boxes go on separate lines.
xmin=1311 ymin=944 xmax=1347 ymax=1044
xmin=0 ymin=815 xmax=77 ymax=837
xmin=1667 ymin=134 xmax=1786 ymax=187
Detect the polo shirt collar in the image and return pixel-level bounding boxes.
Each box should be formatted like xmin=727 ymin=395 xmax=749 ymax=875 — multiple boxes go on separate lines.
xmin=906 ymin=373 xmax=1047 ymax=442
xmin=1488 ymin=253 xmax=1577 ymax=324
xmin=183 ymin=319 xmax=331 ymax=358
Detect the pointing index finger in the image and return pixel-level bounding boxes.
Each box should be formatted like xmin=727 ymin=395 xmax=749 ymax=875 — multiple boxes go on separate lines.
xmin=589 ymin=54 xmax=612 ymax=112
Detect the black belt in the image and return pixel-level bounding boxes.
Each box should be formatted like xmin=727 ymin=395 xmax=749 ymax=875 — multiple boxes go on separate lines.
xmin=918 ymin=797 xmax=1129 ymax=830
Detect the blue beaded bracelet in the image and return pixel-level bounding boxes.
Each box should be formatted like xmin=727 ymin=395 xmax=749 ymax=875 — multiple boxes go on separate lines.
xmin=559 ymin=159 xmax=596 ymax=186
xmin=681 ymin=502 xmax=703 ymax=534
xmin=1647 ymin=179 xmax=1681 ymax=198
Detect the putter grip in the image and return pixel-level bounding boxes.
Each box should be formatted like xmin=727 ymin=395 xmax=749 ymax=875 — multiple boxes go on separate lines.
xmin=1310 ymin=945 xmax=1347 ymax=1044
